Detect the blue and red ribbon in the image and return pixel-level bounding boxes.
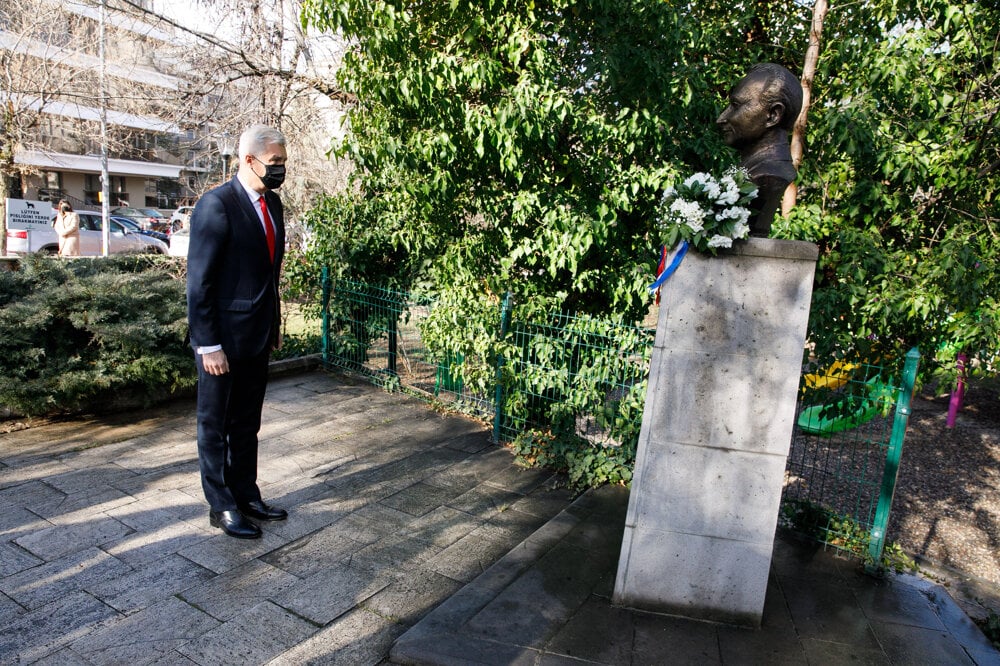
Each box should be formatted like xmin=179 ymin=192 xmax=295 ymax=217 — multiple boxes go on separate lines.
xmin=649 ymin=240 xmax=689 ymax=303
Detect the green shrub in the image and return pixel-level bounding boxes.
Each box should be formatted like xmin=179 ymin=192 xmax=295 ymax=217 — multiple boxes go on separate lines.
xmin=978 ymin=611 xmax=1000 ymax=650
xmin=272 ymin=332 xmax=322 ymax=360
xmin=510 ymin=429 xmax=634 ymax=492
xmin=0 ymin=255 xmax=195 ymax=416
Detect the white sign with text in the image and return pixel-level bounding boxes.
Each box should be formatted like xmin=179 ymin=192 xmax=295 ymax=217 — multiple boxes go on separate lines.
xmin=6 ymin=199 xmax=54 ymax=229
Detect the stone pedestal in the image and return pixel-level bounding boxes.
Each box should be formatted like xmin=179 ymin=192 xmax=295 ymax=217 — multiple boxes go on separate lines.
xmin=613 ymin=238 xmax=818 ymax=627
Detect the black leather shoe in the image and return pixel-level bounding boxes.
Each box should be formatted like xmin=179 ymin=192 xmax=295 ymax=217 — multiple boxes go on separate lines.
xmin=238 ymin=499 xmax=288 ymax=521
xmin=209 ymin=510 xmax=262 ymax=539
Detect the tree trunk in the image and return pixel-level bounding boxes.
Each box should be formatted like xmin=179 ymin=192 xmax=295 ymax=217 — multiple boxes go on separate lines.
xmin=782 ymin=0 xmax=829 ymax=216
xmin=0 ymin=159 xmax=11 ymax=258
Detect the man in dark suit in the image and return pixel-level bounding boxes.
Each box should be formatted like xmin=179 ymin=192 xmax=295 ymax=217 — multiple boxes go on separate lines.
xmin=187 ymin=125 xmax=289 ymax=539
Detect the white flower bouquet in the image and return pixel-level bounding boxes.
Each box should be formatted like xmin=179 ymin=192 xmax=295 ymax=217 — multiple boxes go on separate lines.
xmin=656 ymin=167 xmax=758 ymax=255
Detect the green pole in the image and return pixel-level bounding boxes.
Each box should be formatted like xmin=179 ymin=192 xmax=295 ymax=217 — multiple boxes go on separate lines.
xmin=388 ymin=309 xmax=398 ymax=377
xmin=493 ymin=292 xmax=512 ymax=443
xmin=321 ymin=267 xmax=331 ymax=368
xmin=866 ymin=347 xmax=920 ymax=573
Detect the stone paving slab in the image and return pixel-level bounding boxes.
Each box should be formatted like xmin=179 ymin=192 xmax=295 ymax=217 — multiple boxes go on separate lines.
xmin=0 ymin=370 xmax=571 ymax=664
xmin=0 ymin=591 xmax=121 ymax=663
xmin=391 ymin=484 xmax=1000 ymax=666
xmin=70 ymin=595 xmax=221 ymax=665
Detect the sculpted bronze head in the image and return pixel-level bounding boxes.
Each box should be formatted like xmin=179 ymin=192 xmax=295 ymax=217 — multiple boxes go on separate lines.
xmin=717 ymin=64 xmax=803 ymax=237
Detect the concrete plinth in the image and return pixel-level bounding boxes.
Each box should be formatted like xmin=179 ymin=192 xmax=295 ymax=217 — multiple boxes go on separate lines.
xmin=613 ymin=238 xmax=818 ymax=627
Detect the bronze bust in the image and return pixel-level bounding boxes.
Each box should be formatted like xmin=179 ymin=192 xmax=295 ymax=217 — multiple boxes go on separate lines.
xmin=716 ymin=63 xmax=803 ymax=237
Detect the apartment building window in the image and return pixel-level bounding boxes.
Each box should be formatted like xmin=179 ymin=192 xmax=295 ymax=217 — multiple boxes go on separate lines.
xmin=84 ymin=174 xmax=100 ymax=205
xmin=110 ymin=176 xmax=128 ymax=206
xmin=37 ymin=172 xmax=64 ymax=202
xmin=6 ymin=176 xmax=23 ymax=200
xmin=83 ymin=175 xmax=129 ymax=205
xmin=146 ymin=178 xmax=181 ymax=208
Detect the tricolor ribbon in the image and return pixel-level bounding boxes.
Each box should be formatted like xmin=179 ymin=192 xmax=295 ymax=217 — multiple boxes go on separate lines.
xmin=649 ymin=240 xmax=689 ymax=303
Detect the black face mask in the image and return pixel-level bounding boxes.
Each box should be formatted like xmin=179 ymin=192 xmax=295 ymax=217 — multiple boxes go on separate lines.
xmin=252 ymin=156 xmax=286 ymax=190
xmin=260 ymin=164 xmax=286 ymax=190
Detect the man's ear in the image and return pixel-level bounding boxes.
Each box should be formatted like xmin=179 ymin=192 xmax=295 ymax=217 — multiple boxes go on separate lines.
xmin=766 ymin=102 xmax=786 ymax=129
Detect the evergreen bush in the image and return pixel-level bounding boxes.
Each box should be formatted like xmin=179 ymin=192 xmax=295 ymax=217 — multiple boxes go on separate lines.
xmin=0 ymin=254 xmax=195 ymax=416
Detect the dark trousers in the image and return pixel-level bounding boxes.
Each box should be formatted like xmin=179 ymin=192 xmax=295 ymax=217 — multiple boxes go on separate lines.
xmin=195 ymin=350 xmax=270 ymax=512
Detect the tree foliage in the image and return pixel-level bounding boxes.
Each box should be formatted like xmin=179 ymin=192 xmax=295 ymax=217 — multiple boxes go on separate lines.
xmin=780 ymin=0 xmax=999 ymax=382
xmin=300 ymin=0 xmax=796 ymax=317
xmin=300 ymin=0 xmax=999 ymax=383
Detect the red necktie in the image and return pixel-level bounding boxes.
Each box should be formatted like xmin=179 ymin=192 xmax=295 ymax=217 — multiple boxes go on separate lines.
xmin=259 ymin=196 xmax=275 ymax=262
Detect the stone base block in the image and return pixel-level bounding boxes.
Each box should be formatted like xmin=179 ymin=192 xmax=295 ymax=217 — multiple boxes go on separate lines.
xmin=613 ymin=238 xmax=818 ymax=627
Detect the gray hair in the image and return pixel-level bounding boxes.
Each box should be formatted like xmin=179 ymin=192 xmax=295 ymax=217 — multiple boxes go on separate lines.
xmin=238 ymin=125 xmax=286 ymax=159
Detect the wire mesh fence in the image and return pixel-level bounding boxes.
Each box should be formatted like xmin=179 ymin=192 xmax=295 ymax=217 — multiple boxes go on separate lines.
xmin=497 ymin=311 xmax=653 ymax=450
xmin=320 ymin=277 xmax=494 ymax=420
xmin=783 ymin=349 xmax=919 ymax=566
xmin=319 ymin=274 xmax=919 ymax=566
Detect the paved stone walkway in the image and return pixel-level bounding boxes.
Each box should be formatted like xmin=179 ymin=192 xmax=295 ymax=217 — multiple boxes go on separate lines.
xmin=0 ymin=371 xmax=573 ymax=664
xmin=1 ymin=369 xmax=998 ymax=665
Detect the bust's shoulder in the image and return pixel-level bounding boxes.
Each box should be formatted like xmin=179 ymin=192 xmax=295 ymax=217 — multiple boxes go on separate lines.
xmin=745 ymin=154 xmax=796 ymax=191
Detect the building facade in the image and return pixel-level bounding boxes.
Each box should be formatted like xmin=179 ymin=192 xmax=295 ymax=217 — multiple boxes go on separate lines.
xmin=2 ymin=0 xmax=224 ymax=212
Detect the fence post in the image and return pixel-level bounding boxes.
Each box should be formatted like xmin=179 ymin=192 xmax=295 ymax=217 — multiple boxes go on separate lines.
xmin=493 ymin=292 xmax=512 ymax=444
xmin=321 ymin=266 xmax=331 ymax=368
xmin=388 ymin=307 xmax=398 ymax=377
xmin=866 ymin=347 xmax=921 ymax=573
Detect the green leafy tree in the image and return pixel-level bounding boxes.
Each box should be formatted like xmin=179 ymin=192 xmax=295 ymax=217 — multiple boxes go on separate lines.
xmin=300 ymin=0 xmax=797 ymax=319
xmin=780 ymin=0 xmax=999 ymax=382
xmin=300 ymin=0 xmax=998 ymax=384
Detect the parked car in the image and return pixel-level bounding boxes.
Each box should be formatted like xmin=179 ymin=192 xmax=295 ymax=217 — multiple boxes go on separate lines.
xmin=6 ymin=210 xmax=168 ymax=256
xmin=111 ymin=216 xmax=170 ymax=244
xmin=110 ymin=206 xmax=171 ymax=233
xmin=167 ymin=225 xmax=190 ymax=258
xmin=170 ymin=206 xmax=195 ymax=229
xmin=76 ymin=212 xmax=169 ymax=254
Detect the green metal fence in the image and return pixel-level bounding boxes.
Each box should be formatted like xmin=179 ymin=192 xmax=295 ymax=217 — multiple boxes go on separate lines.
xmin=494 ymin=309 xmax=654 ymax=450
xmin=320 ymin=273 xmax=495 ymax=420
xmin=319 ymin=272 xmax=919 ymax=568
xmin=783 ymin=349 xmax=920 ymax=569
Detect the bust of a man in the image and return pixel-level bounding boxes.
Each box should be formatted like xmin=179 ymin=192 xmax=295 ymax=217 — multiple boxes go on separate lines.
xmin=716 ymin=63 xmax=803 ymax=237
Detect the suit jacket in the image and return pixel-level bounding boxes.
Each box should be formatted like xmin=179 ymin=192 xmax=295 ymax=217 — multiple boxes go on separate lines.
xmin=186 ymin=177 xmax=285 ymax=360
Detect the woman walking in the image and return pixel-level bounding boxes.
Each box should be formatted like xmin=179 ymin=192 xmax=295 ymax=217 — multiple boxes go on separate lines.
xmin=53 ymin=200 xmax=80 ymax=256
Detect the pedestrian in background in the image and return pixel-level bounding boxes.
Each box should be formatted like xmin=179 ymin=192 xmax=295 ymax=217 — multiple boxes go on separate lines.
xmin=53 ymin=200 xmax=80 ymax=256
xmin=185 ymin=124 xmax=288 ymax=539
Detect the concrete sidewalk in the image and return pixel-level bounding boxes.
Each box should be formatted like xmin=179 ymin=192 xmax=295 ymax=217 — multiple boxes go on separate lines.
xmin=0 ymin=370 xmax=997 ymax=664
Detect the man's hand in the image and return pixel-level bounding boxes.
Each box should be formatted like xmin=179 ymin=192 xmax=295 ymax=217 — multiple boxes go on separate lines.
xmin=201 ymin=349 xmax=230 ymax=375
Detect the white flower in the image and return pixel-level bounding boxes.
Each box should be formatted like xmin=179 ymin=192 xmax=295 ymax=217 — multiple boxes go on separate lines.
xmin=716 ymin=176 xmax=740 ymax=205
xmin=732 ymin=221 xmax=750 ymax=239
xmin=661 ymin=186 xmax=676 ymax=202
xmin=669 ymin=198 xmax=705 ymax=231
xmin=707 ymin=234 xmax=733 ymax=248
xmin=682 ymin=173 xmax=714 ymax=193
xmin=715 ymin=206 xmax=739 ymax=221
xmin=703 ymin=180 xmax=721 ymax=200
xmin=716 ymin=206 xmax=751 ymax=225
